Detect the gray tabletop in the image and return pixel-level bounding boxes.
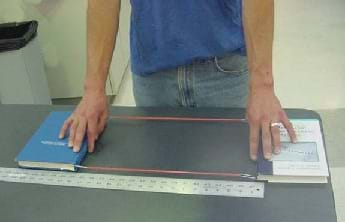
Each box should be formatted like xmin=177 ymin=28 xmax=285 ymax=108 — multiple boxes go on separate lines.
xmin=0 ymin=105 xmax=338 ymax=222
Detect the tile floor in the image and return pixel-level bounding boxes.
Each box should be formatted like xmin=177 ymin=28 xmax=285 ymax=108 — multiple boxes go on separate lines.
xmin=331 ymin=168 xmax=345 ymax=222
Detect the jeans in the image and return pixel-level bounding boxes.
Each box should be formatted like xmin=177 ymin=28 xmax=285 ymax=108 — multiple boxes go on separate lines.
xmin=132 ymin=52 xmax=249 ymax=108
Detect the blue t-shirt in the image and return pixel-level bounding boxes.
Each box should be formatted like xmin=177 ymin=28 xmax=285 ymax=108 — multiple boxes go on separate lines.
xmin=130 ymin=0 xmax=246 ymax=75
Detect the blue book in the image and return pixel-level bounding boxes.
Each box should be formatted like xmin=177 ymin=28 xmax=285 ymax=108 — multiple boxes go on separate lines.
xmin=16 ymin=111 xmax=88 ymax=171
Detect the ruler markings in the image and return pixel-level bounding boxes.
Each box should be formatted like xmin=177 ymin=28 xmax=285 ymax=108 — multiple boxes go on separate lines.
xmin=0 ymin=167 xmax=264 ymax=198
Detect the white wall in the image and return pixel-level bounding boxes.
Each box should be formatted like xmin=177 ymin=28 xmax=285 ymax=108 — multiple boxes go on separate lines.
xmin=0 ymin=0 xmax=130 ymax=99
xmin=274 ymin=0 xmax=345 ymax=109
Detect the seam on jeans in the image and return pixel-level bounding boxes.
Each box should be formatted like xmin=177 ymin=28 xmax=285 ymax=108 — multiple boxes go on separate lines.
xmin=192 ymin=63 xmax=197 ymax=107
xmin=184 ymin=66 xmax=190 ymax=106
xmin=177 ymin=66 xmax=185 ymax=106
xmin=187 ymin=64 xmax=196 ymax=107
xmin=183 ymin=66 xmax=190 ymax=106
xmin=182 ymin=66 xmax=188 ymax=106
xmin=177 ymin=66 xmax=181 ymax=105
xmin=214 ymin=56 xmax=248 ymax=74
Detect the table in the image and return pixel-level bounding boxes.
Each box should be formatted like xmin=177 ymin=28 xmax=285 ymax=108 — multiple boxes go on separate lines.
xmin=0 ymin=105 xmax=337 ymax=222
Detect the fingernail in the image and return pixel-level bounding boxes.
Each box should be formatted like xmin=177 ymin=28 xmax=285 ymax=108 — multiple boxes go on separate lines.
xmin=265 ymin=153 xmax=272 ymax=159
xmin=293 ymin=138 xmax=298 ymax=143
xmin=68 ymin=142 xmax=73 ymax=147
xmin=59 ymin=134 xmax=63 ymax=139
xmin=274 ymin=148 xmax=281 ymax=154
xmin=73 ymin=146 xmax=79 ymax=152
xmin=250 ymin=154 xmax=257 ymax=161
xmin=88 ymin=145 xmax=93 ymax=153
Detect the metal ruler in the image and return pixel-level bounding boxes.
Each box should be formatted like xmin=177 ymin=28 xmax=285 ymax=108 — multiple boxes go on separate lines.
xmin=0 ymin=167 xmax=264 ymax=198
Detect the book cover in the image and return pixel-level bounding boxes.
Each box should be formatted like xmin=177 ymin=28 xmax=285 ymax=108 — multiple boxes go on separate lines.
xmin=15 ymin=111 xmax=87 ymax=171
xmin=257 ymin=119 xmax=329 ymax=183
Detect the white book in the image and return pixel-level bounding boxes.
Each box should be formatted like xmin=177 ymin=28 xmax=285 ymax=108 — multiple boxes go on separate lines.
xmin=257 ymin=119 xmax=329 ymax=183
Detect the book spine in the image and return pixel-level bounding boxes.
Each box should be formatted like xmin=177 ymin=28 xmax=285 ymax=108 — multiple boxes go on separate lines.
xmin=73 ymin=141 xmax=88 ymax=171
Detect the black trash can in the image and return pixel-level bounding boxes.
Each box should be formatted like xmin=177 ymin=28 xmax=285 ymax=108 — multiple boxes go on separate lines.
xmin=0 ymin=21 xmax=51 ymax=104
xmin=0 ymin=21 xmax=38 ymax=52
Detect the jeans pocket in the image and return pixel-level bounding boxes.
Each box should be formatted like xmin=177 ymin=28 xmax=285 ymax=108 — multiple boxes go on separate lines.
xmin=214 ymin=53 xmax=248 ymax=75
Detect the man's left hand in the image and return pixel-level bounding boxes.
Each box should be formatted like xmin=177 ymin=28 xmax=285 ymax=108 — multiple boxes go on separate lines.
xmin=246 ymin=85 xmax=297 ymax=160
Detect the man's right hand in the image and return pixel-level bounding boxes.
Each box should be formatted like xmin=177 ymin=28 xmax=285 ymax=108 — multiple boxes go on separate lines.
xmin=58 ymin=0 xmax=119 ymax=152
xmin=59 ymin=91 xmax=109 ymax=153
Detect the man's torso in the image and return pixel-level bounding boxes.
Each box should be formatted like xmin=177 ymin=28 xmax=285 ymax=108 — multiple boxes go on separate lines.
xmin=130 ymin=0 xmax=246 ymax=75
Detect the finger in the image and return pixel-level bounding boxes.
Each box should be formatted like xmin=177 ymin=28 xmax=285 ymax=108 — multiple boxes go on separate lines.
xmin=59 ymin=117 xmax=73 ymax=139
xmin=262 ymin=121 xmax=272 ymax=160
xmin=87 ymin=118 xmax=98 ymax=153
xmin=68 ymin=119 xmax=79 ymax=148
xmin=73 ymin=118 xmax=87 ymax=152
xmin=271 ymin=123 xmax=281 ymax=154
xmin=97 ymin=112 xmax=108 ymax=133
xmin=281 ymin=112 xmax=298 ymax=143
xmin=249 ymin=122 xmax=260 ymax=161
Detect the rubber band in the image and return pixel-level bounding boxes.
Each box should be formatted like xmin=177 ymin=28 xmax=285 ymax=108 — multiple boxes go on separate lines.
xmin=75 ymin=165 xmax=256 ymax=180
xmin=109 ymin=115 xmax=247 ymax=123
